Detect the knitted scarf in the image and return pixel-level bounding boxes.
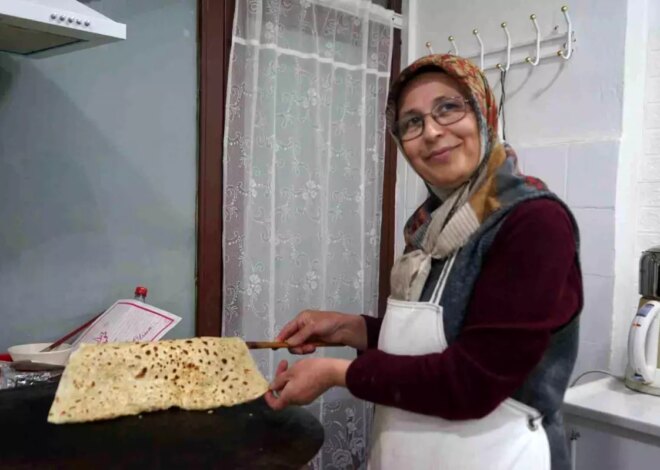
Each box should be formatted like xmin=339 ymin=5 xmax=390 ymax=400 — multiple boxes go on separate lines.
xmin=388 ymin=54 xmax=550 ymax=301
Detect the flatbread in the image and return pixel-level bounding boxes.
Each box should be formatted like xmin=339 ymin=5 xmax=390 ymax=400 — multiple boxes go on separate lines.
xmin=48 ymin=337 xmax=268 ymax=424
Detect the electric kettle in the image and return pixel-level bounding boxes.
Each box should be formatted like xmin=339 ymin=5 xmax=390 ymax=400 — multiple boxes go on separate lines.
xmin=625 ymin=246 xmax=660 ymax=396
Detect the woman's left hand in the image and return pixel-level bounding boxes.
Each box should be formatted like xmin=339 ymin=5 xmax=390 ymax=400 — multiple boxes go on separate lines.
xmin=264 ymin=357 xmax=351 ymax=410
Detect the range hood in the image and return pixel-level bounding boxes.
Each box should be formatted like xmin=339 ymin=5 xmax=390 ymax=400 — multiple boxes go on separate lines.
xmin=0 ymin=0 xmax=126 ymax=58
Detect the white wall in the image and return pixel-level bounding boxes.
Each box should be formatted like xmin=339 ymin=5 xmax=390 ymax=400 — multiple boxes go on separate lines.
xmin=610 ymin=0 xmax=660 ymax=375
xmin=639 ymin=0 xmax=660 ymax=258
xmin=400 ymin=0 xmax=628 ymax=378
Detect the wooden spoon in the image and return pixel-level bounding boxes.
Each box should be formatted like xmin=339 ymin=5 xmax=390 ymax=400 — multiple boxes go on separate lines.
xmin=245 ymin=341 xmax=343 ymax=350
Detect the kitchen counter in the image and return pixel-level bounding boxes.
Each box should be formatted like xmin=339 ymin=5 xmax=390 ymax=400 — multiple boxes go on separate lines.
xmin=563 ymin=376 xmax=660 ymax=440
xmin=0 ymin=381 xmax=324 ymax=469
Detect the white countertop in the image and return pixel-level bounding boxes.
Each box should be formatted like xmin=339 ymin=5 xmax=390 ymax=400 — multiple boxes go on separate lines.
xmin=563 ymin=377 xmax=660 ymax=439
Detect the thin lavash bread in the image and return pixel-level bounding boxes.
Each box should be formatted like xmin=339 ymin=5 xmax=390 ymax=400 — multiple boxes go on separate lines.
xmin=48 ymin=337 xmax=269 ymax=424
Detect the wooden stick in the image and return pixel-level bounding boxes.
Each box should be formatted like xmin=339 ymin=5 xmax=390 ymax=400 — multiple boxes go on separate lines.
xmin=40 ymin=312 xmax=103 ymax=352
xmin=245 ymin=341 xmax=343 ymax=350
xmin=10 ymin=360 xmax=65 ymax=372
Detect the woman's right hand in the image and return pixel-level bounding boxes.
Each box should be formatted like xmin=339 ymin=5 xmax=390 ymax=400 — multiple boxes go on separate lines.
xmin=276 ymin=310 xmax=367 ymax=354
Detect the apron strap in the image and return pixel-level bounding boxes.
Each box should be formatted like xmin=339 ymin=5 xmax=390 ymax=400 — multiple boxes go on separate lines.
xmin=430 ymin=251 xmax=459 ymax=305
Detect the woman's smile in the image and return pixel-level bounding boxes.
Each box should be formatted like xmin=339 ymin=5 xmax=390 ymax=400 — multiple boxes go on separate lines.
xmin=426 ymin=143 xmax=461 ymax=164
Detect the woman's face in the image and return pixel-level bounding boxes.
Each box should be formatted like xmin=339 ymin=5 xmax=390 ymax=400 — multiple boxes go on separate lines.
xmin=397 ymin=72 xmax=481 ymax=189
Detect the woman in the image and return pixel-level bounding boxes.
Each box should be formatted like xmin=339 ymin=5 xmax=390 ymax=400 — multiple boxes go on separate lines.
xmin=265 ymin=54 xmax=582 ymax=470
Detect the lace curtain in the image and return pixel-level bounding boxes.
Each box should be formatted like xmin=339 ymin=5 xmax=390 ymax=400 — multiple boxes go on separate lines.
xmin=223 ymin=0 xmax=393 ymax=467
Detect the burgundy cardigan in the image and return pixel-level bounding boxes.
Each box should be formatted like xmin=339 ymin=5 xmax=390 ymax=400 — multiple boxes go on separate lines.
xmin=346 ymin=198 xmax=582 ymax=419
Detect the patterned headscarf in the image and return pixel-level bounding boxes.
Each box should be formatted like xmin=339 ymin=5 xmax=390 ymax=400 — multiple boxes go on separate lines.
xmin=388 ymin=54 xmax=548 ymax=301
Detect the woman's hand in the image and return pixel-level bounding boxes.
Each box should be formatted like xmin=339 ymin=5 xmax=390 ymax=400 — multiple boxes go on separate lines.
xmin=264 ymin=358 xmax=351 ymax=411
xmin=276 ymin=310 xmax=367 ymax=353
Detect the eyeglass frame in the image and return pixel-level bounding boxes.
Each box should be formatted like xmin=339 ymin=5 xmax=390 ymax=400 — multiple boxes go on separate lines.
xmin=392 ymin=97 xmax=472 ymax=142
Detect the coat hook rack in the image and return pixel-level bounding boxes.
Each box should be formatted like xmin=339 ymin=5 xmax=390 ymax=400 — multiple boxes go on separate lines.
xmin=473 ymin=29 xmax=484 ymax=70
xmin=496 ymin=22 xmax=511 ymax=72
xmin=558 ymin=5 xmax=573 ymax=59
xmin=525 ymin=14 xmax=541 ymax=66
xmin=460 ymin=5 xmax=576 ymax=72
xmin=448 ymin=35 xmax=459 ymax=55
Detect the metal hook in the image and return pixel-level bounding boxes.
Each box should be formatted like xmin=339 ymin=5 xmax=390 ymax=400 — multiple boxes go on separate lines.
xmin=448 ymin=36 xmax=459 ymax=56
xmin=500 ymin=22 xmax=511 ymax=71
xmin=525 ymin=14 xmax=541 ymax=66
xmin=473 ymin=29 xmax=484 ymax=70
xmin=558 ymin=5 xmax=573 ymax=59
xmin=425 ymin=41 xmax=434 ymax=55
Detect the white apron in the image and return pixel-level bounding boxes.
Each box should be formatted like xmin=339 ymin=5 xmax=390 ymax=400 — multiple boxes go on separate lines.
xmin=368 ymin=253 xmax=550 ymax=470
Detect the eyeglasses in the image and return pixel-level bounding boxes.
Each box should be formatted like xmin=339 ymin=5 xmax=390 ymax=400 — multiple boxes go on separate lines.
xmin=393 ymin=97 xmax=471 ymax=142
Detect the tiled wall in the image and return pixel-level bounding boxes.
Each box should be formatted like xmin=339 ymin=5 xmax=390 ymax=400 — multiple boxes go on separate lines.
xmin=401 ymin=0 xmax=627 ymax=379
xmin=518 ymin=140 xmax=619 ymax=376
xmin=638 ymin=33 xmax=660 ymax=274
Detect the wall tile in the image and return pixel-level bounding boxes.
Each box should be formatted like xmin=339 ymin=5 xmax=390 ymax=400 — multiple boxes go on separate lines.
xmin=580 ymin=275 xmax=614 ymax=345
xmin=645 ymin=103 xmax=660 ymax=129
xmin=637 ymin=233 xmax=660 ymax=254
xmin=572 ymin=208 xmax=615 ymax=276
xmin=648 ymin=50 xmax=660 ymax=78
xmin=647 ymin=77 xmax=660 ymax=103
xmin=638 ymin=181 xmax=660 ymax=206
xmin=572 ymin=340 xmax=610 ymax=378
xmin=650 ymin=33 xmax=660 ymax=52
xmin=638 ymin=207 xmax=660 ymax=232
xmin=566 ymin=141 xmax=619 ymax=208
xmin=638 ymin=156 xmax=660 ymax=181
xmin=645 ymin=129 xmax=660 ymax=155
xmin=519 ymin=144 xmax=568 ymax=199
